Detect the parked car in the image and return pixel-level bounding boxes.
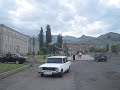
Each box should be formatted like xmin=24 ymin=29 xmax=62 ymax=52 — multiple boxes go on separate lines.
xmin=94 ymin=53 xmax=107 ymax=62
xmin=0 ymin=53 xmax=27 ymax=64
xmin=38 ymin=56 xmax=71 ymax=77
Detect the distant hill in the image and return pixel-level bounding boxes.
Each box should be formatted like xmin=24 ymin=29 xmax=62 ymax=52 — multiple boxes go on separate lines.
xmin=37 ymin=32 xmax=120 ymax=46
xmin=62 ymin=36 xmax=78 ymax=42
xmin=94 ymin=32 xmax=120 ymax=45
xmin=78 ymin=35 xmax=96 ymax=42
xmin=97 ymin=32 xmax=120 ymax=42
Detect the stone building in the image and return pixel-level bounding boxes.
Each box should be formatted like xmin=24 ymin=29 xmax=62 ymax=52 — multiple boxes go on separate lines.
xmin=0 ymin=24 xmax=32 ymax=55
xmin=66 ymin=42 xmax=95 ymax=54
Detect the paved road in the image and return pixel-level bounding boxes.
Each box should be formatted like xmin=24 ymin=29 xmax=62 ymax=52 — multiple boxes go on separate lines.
xmin=68 ymin=54 xmax=94 ymax=60
xmin=0 ymin=55 xmax=120 ymax=90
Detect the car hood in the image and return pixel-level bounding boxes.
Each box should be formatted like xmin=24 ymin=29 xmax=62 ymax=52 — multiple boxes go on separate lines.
xmin=39 ymin=63 xmax=63 ymax=68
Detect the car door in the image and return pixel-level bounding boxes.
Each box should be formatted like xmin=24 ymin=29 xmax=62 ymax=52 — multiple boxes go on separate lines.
xmin=9 ymin=54 xmax=15 ymax=62
xmin=65 ymin=58 xmax=70 ymax=70
xmin=62 ymin=58 xmax=69 ymax=72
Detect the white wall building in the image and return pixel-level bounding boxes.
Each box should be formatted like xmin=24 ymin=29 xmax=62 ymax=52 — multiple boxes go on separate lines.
xmin=0 ymin=24 xmax=32 ymax=55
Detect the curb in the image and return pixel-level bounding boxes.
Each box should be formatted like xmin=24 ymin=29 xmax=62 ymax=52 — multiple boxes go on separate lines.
xmin=0 ymin=65 xmax=31 ymax=80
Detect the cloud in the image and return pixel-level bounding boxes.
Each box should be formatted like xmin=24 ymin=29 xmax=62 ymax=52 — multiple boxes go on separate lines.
xmin=101 ymin=0 xmax=120 ymax=8
xmin=0 ymin=0 xmax=120 ymax=37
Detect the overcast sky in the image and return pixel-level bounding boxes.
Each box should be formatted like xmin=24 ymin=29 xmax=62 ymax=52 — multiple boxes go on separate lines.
xmin=0 ymin=0 xmax=120 ymax=37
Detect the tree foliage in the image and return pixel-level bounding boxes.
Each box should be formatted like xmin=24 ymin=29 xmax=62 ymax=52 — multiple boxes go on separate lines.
xmin=57 ymin=34 xmax=63 ymax=48
xmin=46 ymin=24 xmax=52 ymax=46
xmin=111 ymin=44 xmax=118 ymax=53
xmin=38 ymin=27 xmax=44 ymax=51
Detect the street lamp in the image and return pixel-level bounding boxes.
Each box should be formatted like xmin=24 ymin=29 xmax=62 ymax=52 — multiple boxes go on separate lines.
xmin=108 ymin=35 xmax=111 ymax=53
xmin=33 ymin=35 xmax=35 ymax=58
xmin=64 ymin=36 xmax=68 ymax=56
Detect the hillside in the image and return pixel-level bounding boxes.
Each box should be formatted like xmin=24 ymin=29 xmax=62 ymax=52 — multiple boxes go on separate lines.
xmin=37 ymin=32 xmax=120 ymax=46
xmin=78 ymin=35 xmax=96 ymax=42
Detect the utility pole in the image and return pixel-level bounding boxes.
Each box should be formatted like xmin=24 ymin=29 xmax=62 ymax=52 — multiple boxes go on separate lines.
xmin=33 ymin=35 xmax=35 ymax=58
xmin=108 ymin=35 xmax=111 ymax=53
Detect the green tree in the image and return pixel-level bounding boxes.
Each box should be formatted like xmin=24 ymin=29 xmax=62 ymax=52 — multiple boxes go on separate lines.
xmin=38 ymin=27 xmax=44 ymax=52
xmin=57 ymin=34 xmax=63 ymax=48
xmin=89 ymin=46 xmax=95 ymax=53
xmin=111 ymin=44 xmax=118 ymax=53
xmin=46 ymin=24 xmax=52 ymax=46
xmin=106 ymin=43 xmax=109 ymax=51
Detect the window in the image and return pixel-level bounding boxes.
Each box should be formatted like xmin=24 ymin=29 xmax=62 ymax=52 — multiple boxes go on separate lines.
xmin=47 ymin=58 xmax=62 ymax=63
xmin=63 ymin=58 xmax=66 ymax=63
xmin=66 ymin=58 xmax=68 ymax=62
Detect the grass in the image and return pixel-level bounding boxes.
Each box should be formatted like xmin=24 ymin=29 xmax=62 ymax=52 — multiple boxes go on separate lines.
xmin=0 ymin=64 xmax=26 ymax=74
xmin=34 ymin=55 xmax=47 ymax=62
xmin=26 ymin=55 xmax=47 ymax=62
xmin=25 ymin=54 xmax=63 ymax=62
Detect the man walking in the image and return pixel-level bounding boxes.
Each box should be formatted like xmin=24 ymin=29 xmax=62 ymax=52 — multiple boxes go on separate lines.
xmin=78 ymin=52 xmax=82 ymax=58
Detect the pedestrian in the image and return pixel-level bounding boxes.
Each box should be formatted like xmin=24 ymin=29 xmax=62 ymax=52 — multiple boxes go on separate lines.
xmin=78 ymin=52 xmax=82 ymax=58
xmin=73 ymin=53 xmax=75 ymax=60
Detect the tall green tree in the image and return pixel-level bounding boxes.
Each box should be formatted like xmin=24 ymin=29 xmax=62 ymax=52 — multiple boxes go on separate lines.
xmin=57 ymin=34 xmax=63 ymax=48
xmin=111 ymin=44 xmax=118 ymax=53
xmin=38 ymin=27 xmax=44 ymax=51
xmin=46 ymin=24 xmax=52 ymax=46
xmin=106 ymin=43 xmax=109 ymax=51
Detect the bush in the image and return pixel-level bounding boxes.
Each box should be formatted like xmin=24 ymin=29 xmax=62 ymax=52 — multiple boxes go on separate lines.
xmin=27 ymin=53 xmax=32 ymax=55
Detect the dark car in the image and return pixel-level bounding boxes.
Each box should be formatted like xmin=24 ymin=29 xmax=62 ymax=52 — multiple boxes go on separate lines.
xmin=94 ymin=53 xmax=107 ymax=62
xmin=0 ymin=53 xmax=27 ymax=64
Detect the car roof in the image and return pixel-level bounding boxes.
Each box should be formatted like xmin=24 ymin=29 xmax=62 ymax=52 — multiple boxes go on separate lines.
xmin=48 ymin=56 xmax=67 ymax=59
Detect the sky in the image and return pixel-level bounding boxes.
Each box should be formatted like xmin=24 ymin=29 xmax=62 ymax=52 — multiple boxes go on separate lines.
xmin=0 ymin=0 xmax=120 ymax=37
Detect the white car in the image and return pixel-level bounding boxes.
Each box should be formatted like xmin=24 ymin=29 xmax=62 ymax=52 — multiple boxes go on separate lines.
xmin=38 ymin=56 xmax=71 ymax=77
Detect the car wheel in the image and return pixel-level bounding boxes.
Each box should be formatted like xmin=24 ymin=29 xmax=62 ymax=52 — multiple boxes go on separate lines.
xmin=104 ymin=60 xmax=107 ymax=62
xmin=98 ymin=59 xmax=100 ymax=62
xmin=58 ymin=70 xmax=63 ymax=77
xmin=41 ymin=74 xmax=44 ymax=77
xmin=1 ymin=61 xmax=4 ymax=63
xmin=19 ymin=60 xmax=24 ymax=64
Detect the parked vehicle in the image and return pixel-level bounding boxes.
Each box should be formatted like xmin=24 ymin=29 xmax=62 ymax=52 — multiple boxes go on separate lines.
xmin=38 ymin=56 xmax=71 ymax=77
xmin=0 ymin=53 xmax=27 ymax=64
xmin=94 ymin=53 xmax=107 ymax=62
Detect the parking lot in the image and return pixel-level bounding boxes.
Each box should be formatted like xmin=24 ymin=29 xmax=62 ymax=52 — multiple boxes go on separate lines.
xmin=0 ymin=55 xmax=120 ymax=90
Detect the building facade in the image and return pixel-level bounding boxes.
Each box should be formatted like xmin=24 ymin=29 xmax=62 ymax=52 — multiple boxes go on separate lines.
xmin=0 ymin=24 xmax=31 ymax=55
xmin=66 ymin=42 xmax=96 ymax=54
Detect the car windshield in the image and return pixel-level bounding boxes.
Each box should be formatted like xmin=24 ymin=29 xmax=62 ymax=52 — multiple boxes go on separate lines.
xmin=14 ymin=53 xmax=22 ymax=57
xmin=98 ymin=53 xmax=106 ymax=56
xmin=46 ymin=58 xmax=62 ymax=63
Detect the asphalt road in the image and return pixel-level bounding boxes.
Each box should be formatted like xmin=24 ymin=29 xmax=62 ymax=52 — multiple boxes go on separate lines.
xmin=0 ymin=57 xmax=120 ymax=90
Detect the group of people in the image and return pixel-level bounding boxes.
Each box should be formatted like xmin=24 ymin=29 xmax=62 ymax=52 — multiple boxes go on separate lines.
xmin=72 ymin=51 xmax=82 ymax=60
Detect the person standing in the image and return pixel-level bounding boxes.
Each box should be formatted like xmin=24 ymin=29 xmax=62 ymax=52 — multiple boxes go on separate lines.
xmin=73 ymin=53 xmax=75 ymax=60
xmin=78 ymin=52 xmax=82 ymax=58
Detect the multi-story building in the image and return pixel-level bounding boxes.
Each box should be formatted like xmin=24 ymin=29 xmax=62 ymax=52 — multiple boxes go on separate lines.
xmin=0 ymin=24 xmax=34 ymax=55
xmin=65 ymin=42 xmax=95 ymax=54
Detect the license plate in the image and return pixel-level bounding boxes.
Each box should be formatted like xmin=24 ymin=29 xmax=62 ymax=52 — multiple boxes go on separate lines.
xmin=44 ymin=72 xmax=52 ymax=75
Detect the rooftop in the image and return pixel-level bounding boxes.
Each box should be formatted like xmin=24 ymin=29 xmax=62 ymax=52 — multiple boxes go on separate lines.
xmin=48 ymin=56 xmax=67 ymax=59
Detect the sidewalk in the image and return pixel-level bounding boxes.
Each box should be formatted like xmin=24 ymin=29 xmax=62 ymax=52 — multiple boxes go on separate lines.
xmin=68 ymin=54 xmax=94 ymax=61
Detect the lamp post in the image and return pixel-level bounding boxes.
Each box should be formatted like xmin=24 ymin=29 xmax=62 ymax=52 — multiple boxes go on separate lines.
xmin=31 ymin=35 xmax=35 ymax=67
xmin=108 ymin=35 xmax=111 ymax=53
xmin=64 ymin=36 xmax=68 ymax=56
xmin=33 ymin=35 xmax=35 ymax=58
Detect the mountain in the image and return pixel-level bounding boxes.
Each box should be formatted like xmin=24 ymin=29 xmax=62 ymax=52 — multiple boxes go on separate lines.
xmin=62 ymin=36 xmax=78 ymax=42
xmin=78 ymin=35 xmax=96 ymax=42
xmin=37 ymin=32 xmax=120 ymax=46
xmin=50 ymin=35 xmax=79 ymax=43
xmin=97 ymin=32 xmax=120 ymax=42
xmin=93 ymin=32 xmax=120 ymax=46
